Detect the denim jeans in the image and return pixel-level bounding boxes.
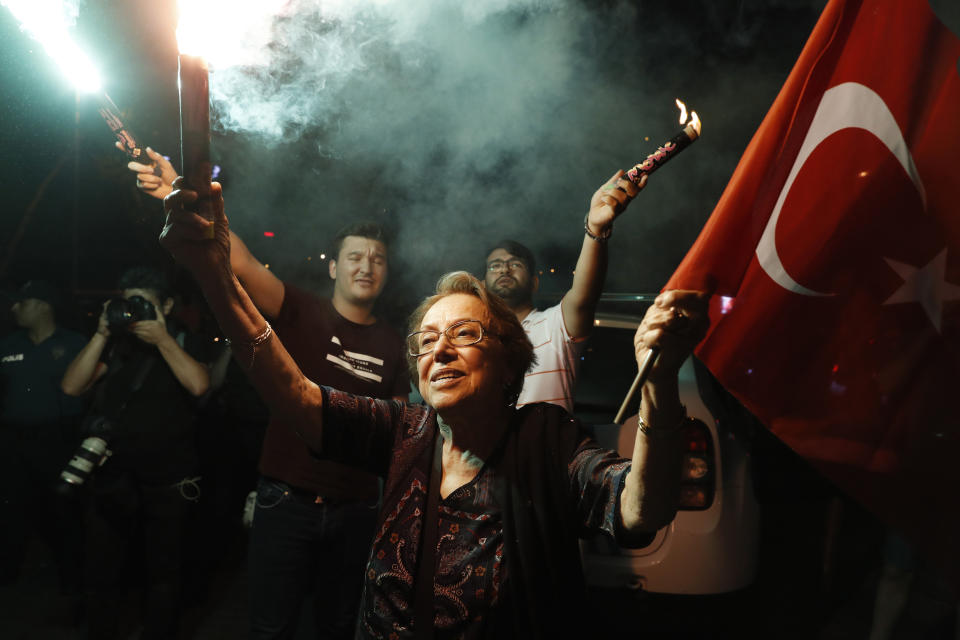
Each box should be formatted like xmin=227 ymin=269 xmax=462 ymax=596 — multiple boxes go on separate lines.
xmin=248 ymin=477 xmax=378 ymax=640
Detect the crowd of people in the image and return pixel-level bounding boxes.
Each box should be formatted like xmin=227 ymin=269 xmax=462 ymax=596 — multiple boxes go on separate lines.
xmin=2 ymin=144 xmax=710 ymax=640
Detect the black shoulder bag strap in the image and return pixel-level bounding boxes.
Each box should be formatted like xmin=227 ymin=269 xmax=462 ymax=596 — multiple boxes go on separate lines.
xmin=413 ymin=432 xmax=443 ymax=640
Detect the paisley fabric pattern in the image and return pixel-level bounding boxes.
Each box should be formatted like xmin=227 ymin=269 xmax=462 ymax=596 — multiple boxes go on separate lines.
xmin=314 ymin=387 xmax=632 ymax=639
xmin=361 ymin=467 xmax=506 ymax=639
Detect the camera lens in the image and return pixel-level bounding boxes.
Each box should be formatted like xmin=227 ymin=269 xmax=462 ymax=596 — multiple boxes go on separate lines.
xmin=105 ymin=298 xmax=135 ymax=329
xmin=130 ymin=295 xmax=157 ymax=322
xmin=105 ymin=295 xmax=156 ymax=329
xmin=60 ymin=436 xmax=110 ymax=486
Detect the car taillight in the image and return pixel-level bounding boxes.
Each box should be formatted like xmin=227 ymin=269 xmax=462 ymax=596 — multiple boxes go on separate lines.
xmin=678 ymin=419 xmax=714 ymax=509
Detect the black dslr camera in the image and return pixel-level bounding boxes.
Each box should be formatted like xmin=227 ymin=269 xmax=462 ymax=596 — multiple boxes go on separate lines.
xmin=105 ymin=295 xmax=156 ymax=330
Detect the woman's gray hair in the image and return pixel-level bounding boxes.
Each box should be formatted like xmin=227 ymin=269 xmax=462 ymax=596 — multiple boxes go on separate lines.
xmin=407 ymin=271 xmax=536 ymax=405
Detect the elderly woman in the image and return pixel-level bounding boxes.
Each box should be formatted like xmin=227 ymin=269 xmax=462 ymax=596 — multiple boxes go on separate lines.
xmin=160 ymin=182 xmax=709 ymax=639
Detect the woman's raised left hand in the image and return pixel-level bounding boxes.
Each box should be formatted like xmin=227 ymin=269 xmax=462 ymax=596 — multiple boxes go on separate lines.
xmin=634 ymin=289 xmax=711 ymax=383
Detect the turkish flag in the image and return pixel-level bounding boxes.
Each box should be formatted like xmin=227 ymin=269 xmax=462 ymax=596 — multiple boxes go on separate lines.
xmin=666 ymin=0 xmax=960 ymax=579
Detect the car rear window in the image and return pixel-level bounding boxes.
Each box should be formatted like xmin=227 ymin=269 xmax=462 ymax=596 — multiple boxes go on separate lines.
xmin=574 ymin=324 xmax=641 ymax=426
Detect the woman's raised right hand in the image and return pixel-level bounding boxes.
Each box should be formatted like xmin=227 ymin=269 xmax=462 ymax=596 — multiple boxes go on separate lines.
xmin=159 ymin=178 xmax=232 ymax=278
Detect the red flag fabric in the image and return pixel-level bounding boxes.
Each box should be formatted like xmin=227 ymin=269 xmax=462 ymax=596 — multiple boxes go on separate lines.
xmin=666 ymin=0 xmax=960 ymax=579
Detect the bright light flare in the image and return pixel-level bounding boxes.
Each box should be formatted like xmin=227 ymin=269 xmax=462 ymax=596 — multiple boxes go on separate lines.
xmin=675 ymin=98 xmax=688 ymax=124
xmin=2 ymin=0 xmax=101 ymax=92
xmin=177 ymin=0 xmax=288 ymax=66
xmin=176 ymin=0 xmax=215 ymax=57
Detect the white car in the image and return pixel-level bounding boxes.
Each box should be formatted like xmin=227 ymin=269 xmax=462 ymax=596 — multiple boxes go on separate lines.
xmin=576 ymin=301 xmax=761 ymax=595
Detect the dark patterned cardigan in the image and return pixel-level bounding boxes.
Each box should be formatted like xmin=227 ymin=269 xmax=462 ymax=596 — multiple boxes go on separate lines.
xmin=300 ymin=387 xmax=635 ymax=639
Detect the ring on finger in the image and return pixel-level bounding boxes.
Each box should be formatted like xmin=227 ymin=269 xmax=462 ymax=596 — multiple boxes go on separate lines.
xmin=671 ymin=307 xmax=689 ymax=328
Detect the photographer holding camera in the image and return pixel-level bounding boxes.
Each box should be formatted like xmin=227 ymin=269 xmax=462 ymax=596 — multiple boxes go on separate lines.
xmin=61 ymin=266 xmax=210 ymax=640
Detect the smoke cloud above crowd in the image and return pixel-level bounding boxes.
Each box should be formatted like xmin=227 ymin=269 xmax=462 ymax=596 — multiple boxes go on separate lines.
xmin=190 ymin=0 xmax=823 ymax=316
xmin=0 ymin=0 xmax=831 ymax=318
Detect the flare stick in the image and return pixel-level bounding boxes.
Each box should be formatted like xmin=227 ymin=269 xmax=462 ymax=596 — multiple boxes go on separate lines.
xmin=178 ymin=53 xmax=214 ymax=238
xmin=613 ymin=347 xmax=659 ymax=425
xmin=623 ymin=116 xmax=701 ymax=186
xmin=96 ymin=93 xmax=155 ymax=171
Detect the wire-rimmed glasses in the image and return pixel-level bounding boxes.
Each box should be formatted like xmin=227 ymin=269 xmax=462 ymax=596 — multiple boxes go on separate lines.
xmin=407 ymin=319 xmax=488 ymax=357
xmin=486 ymin=259 xmax=527 ymax=273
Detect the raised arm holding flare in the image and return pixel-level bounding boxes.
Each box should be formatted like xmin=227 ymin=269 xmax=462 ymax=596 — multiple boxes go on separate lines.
xmin=483 ymin=170 xmax=646 ymax=410
xmin=136 ymin=144 xmax=408 ymax=636
xmin=566 ymin=169 xmax=646 ymax=335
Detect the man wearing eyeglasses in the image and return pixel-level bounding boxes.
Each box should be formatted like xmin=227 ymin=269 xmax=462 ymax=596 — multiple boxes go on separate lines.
xmin=483 ymin=170 xmax=645 ymax=412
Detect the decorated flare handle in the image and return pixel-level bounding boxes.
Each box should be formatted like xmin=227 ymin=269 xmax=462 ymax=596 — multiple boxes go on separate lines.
xmin=622 ymin=124 xmax=699 ymax=186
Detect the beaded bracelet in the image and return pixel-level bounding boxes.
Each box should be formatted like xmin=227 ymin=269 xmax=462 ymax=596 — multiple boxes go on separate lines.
xmin=583 ymin=213 xmax=612 ymax=242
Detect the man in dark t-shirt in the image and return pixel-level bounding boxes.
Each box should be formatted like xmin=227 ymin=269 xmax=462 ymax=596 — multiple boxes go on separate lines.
xmin=0 ymin=280 xmax=86 ymax=591
xmin=226 ymin=221 xmax=408 ymax=640
xmin=127 ymin=151 xmax=408 ymax=638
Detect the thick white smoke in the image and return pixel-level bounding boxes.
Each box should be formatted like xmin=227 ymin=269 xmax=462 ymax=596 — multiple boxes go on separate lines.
xmin=196 ymin=0 xmax=817 ymax=316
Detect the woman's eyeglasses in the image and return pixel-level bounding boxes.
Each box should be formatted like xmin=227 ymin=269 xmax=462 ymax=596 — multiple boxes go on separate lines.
xmin=407 ymin=319 xmax=488 ymax=357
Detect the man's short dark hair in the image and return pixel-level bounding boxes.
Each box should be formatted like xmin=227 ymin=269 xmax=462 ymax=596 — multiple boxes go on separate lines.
xmin=118 ymin=267 xmax=172 ymax=301
xmin=483 ymin=240 xmax=536 ymax=275
xmin=332 ymin=222 xmax=389 ymax=261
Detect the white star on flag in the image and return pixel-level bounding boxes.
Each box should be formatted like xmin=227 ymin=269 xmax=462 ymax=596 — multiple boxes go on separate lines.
xmin=883 ymin=248 xmax=960 ymax=333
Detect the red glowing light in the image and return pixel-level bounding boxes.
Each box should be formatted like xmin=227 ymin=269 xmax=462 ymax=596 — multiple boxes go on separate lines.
xmin=263 ymin=231 xmax=275 ymax=237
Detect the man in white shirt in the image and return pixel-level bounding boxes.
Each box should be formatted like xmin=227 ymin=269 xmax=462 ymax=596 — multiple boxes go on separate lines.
xmin=483 ymin=170 xmax=645 ymax=411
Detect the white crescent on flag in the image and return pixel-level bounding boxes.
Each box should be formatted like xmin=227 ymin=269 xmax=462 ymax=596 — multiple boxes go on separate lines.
xmin=755 ymin=82 xmax=927 ymax=296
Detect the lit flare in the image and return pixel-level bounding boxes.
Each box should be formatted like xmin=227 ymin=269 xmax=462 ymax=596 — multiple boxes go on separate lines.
xmin=623 ymin=98 xmax=703 ymax=186
xmin=2 ymin=0 xmax=101 ymax=92
xmin=177 ymin=0 xmax=288 ymax=65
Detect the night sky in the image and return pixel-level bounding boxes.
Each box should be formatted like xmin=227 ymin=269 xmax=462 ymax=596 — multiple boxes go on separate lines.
xmin=2 ymin=1 xmax=957 ymax=329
